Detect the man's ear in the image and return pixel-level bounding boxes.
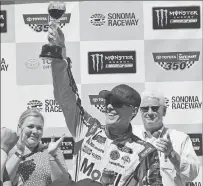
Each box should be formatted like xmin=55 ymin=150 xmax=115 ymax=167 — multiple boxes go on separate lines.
xmin=163 ymin=106 xmax=167 ymax=116
xmin=132 ymin=107 xmax=138 ymax=117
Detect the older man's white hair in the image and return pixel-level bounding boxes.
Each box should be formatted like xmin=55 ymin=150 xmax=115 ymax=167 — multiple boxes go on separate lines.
xmin=141 ymin=90 xmax=166 ymax=106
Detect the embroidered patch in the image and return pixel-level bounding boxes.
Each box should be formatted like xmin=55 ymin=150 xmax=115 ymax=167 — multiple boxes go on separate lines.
xmin=121 ymin=156 xmax=131 ymax=164
xmin=110 ymin=150 xmax=120 ymax=160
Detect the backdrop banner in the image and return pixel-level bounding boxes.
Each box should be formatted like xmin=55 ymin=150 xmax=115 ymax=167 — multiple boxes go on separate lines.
xmin=1 ymin=0 xmax=202 ymax=185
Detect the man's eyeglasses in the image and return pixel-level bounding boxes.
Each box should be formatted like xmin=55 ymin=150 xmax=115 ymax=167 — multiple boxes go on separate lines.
xmin=140 ymin=106 xmax=160 ymax=113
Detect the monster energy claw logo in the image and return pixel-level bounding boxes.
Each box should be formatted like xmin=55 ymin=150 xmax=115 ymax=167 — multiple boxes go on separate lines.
xmin=88 ymin=51 xmax=136 ymax=74
xmin=91 ymin=54 xmax=104 ymax=72
xmin=155 ymin=9 xmax=168 ymax=27
xmin=153 ymin=6 xmax=200 ymax=29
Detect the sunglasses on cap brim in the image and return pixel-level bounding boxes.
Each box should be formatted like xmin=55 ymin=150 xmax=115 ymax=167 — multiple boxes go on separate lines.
xmin=105 ymin=96 xmax=134 ymax=108
xmin=140 ymin=106 xmax=160 ymax=112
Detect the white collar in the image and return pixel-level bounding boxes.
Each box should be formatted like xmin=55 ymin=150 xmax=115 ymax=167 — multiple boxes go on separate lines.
xmin=142 ymin=125 xmax=165 ymax=139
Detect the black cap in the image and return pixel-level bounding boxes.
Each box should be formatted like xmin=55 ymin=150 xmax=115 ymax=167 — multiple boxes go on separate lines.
xmin=99 ymin=84 xmax=141 ymax=108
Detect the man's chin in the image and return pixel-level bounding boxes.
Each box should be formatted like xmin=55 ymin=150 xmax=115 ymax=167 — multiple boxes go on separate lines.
xmin=145 ymin=118 xmax=159 ymax=125
xmin=146 ymin=121 xmax=156 ymax=125
xmin=105 ymin=119 xmax=117 ymax=126
xmin=146 ymin=122 xmax=161 ymax=131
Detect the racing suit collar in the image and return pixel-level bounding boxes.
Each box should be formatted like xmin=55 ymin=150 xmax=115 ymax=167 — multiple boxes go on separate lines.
xmin=105 ymin=123 xmax=133 ymax=142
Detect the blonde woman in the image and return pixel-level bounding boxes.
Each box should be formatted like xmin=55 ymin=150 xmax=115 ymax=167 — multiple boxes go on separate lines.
xmin=6 ymin=109 xmax=71 ymax=186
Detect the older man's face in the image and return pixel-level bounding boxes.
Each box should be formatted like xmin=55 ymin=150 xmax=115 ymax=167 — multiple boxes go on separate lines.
xmin=140 ymin=97 xmax=165 ymax=133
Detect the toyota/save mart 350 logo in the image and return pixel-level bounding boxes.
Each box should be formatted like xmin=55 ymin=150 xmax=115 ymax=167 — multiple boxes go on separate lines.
xmin=152 ymin=51 xmax=200 ymax=70
xmin=23 ymin=13 xmax=71 ymax=32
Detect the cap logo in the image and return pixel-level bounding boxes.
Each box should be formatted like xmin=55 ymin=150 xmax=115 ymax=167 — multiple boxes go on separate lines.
xmin=118 ymin=87 xmax=128 ymax=93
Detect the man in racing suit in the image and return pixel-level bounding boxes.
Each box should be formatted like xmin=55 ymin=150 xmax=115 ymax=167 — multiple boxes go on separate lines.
xmin=47 ymin=23 xmax=163 ymax=186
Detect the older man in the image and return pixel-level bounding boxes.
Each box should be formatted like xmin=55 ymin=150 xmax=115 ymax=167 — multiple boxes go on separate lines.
xmin=134 ymin=90 xmax=200 ymax=186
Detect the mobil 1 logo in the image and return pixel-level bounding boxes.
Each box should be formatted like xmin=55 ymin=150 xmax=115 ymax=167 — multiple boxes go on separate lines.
xmin=88 ymin=51 xmax=136 ymax=74
xmin=153 ymin=6 xmax=200 ymax=29
xmin=152 ymin=51 xmax=200 ymax=71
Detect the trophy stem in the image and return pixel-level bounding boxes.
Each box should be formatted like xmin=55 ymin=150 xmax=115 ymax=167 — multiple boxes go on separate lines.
xmin=50 ymin=18 xmax=60 ymax=27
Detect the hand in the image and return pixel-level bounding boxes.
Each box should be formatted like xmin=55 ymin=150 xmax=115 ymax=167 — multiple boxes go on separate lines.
xmin=48 ymin=22 xmax=65 ymax=48
xmin=16 ymin=128 xmax=28 ymax=153
xmin=48 ymin=134 xmax=65 ymax=157
xmin=155 ymin=133 xmax=173 ymax=156
xmin=1 ymin=127 xmax=19 ymax=154
xmin=17 ymin=127 xmax=28 ymax=153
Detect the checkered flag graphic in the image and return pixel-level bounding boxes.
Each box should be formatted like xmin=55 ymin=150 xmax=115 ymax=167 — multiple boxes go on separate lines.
xmin=185 ymin=61 xmax=195 ymax=68
xmin=157 ymin=61 xmax=196 ymax=70
xmin=28 ymin=23 xmax=66 ymax=32
xmin=164 ymin=97 xmax=169 ymax=108
xmin=94 ymin=104 xmax=106 ymax=113
xmin=157 ymin=62 xmax=169 ymax=70
xmin=89 ymin=95 xmax=106 ymax=113
xmin=29 ymin=24 xmax=41 ymax=32
xmin=59 ymin=23 xmax=66 ymax=28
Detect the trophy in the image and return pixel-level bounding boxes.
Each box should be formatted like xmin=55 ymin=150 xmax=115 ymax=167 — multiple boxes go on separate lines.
xmin=39 ymin=1 xmax=66 ymax=59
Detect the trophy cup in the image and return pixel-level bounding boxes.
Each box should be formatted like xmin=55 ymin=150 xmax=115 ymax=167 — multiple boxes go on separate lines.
xmin=39 ymin=1 xmax=66 ymax=59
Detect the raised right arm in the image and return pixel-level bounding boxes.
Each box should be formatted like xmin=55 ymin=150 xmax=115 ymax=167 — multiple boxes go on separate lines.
xmin=49 ymin=23 xmax=99 ymax=142
xmin=51 ymin=57 xmax=84 ymax=139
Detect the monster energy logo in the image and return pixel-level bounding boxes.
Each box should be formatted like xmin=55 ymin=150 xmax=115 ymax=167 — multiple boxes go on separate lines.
xmin=153 ymin=6 xmax=200 ymax=29
xmin=88 ymin=51 xmax=136 ymax=74
xmin=91 ymin=54 xmax=104 ymax=72
xmin=155 ymin=9 xmax=168 ymax=27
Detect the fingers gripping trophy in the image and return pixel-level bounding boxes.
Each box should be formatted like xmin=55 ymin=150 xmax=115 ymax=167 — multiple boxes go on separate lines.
xmin=40 ymin=1 xmax=66 ymax=59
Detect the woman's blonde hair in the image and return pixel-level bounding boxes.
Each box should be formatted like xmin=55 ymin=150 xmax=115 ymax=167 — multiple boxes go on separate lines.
xmin=18 ymin=108 xmax=44 ymax=128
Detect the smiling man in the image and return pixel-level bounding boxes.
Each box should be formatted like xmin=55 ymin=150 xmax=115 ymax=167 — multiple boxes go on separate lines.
xmin=47 ymin=23 xmax=163 ymax=186
xmin=134 ymin=90 xmax=200 ymax=186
